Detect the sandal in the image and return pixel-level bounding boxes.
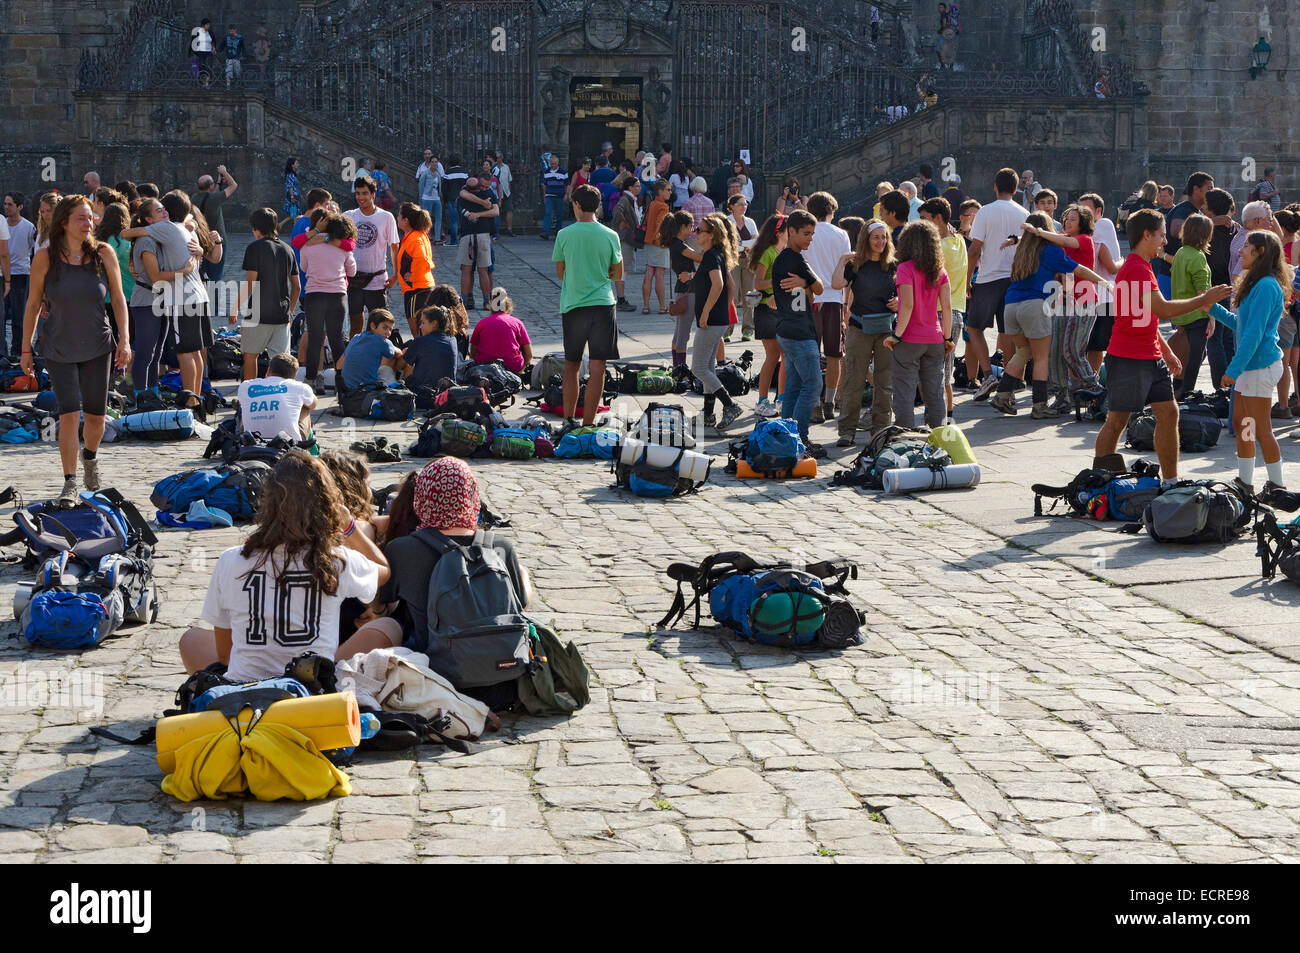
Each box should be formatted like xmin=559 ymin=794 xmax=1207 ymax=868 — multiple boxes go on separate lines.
xmin=642 ymin=307 xmax=650 ymax=314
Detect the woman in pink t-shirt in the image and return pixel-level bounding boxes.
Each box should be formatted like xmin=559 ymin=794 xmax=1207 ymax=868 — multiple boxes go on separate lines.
xmin=468 ymin=287 xmax=533 ymax=373
xmin=884 ymin=220 xmax=952 ymax=428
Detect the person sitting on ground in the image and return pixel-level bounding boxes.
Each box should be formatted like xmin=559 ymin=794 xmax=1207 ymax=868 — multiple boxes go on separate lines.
xmin=236 ymin=351 xmax=317 ymax=442
xmin=340 ymin=308 xmax=400 ymax=390
xmin=321 ymin=449 xmax=383 ymax=644
xmin=427 ymin=284 xmax=471 ymax=358
xmin=178 ymin=451 xmax=400 ymax=680
xmin=363 ymin=456 xmax=534 ymax=706
xmin=400 ymin=305 xmax=461 ymax=390
xmin=468 ymin=287 xmax=532 ymax=373
xmin=1202 ymin=230 xmax=1293 ymax=494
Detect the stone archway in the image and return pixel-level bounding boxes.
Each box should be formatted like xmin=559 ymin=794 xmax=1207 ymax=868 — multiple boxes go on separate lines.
xmin=535 ymin=10 xmax=674 ymax=167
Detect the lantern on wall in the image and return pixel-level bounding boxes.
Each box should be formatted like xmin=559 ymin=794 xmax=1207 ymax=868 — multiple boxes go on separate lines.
xmin=1249 ymin=37 xmax=1271 ymax=79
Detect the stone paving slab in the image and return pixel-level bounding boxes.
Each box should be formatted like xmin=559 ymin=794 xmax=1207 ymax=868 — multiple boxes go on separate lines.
xmin=0 ymin=235 xmax=1298 ymax=863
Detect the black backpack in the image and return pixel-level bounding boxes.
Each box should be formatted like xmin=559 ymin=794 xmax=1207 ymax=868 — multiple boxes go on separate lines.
xmin=457 ymin=361 xmax=522 ymax=407
xmin=1140 ymin=479 xmax=1253 ymax=543
xmin=208 ymin=338 xmax=244 ymax=380
xmin=1126 ymin=404 xmax=1221 ymax=453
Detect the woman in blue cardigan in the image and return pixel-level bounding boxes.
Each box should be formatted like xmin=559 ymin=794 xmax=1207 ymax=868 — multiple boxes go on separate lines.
xmin=1205 ymin=231 xmax=1292 ymax=493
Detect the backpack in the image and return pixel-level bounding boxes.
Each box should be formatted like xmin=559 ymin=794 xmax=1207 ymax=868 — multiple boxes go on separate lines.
xmin=1031 ymin=459 xmax=1159 ymax=518
xmin=336 ymin=381 xmax=384 ymax=420
xmin=1126 ymin=404 xmax=1221 ymax=452
xmin=15 ymin=489 xmax=158 ymax=649
xmin=489 ymin=426 xmax=538 ymax=460
xmin=151 ymin=460 xmax=270 ymax=522
xmin=830 ymin=426 xmax=948 ymax=489
xmin=611 ymin=362 xmax=675 ymax=396
xmin=411 ymin=528 xmax=537 ymax=689
xmin=690 ymin=351 xmax=754 ymax=397
xmin=429 ymin=384 xmax=492 ymax=421
xmin=553 ymin=426 xmax=619 ymax=459
xmin=427 ymin=413 xmax=487 ymax=457
xmin=1096 ymin=474 xmax=1163 ymax=521
xmin=629 ymin=402 xmax=696 ymax=448
xmin=6 ymin=487 xmax=157 ymax=566
xmin=611 ymin=441 xmax=711 ymax=497
xmin=207 ymin=337 xmax=244 ymax=380
xmin=1257 ymin=506 xmax=1300 ymax=586
xmin=457 ymin=361 xmax=522 ymax=407
xmin=730 ymin=418 xmax=804 ymax=476
xmin=370 ymin=384 xmax=415 ymax=421
xmin=530 ymin=352 xmax=577 ymax=390
xmin=1180 ymin=389 xmax=1232 ymax=420
xmin=1247 ymin=182 xmax=1265 ymax=203
xmin=111 ymin=409 xmax=196 ymax=442
xmin=1142 ymin=480 xmax=1252 ymax=543
xmin=515 ymin=618 xmax=590 ymax=716
xmin=659 ymin=552 xmax=864 ymax=649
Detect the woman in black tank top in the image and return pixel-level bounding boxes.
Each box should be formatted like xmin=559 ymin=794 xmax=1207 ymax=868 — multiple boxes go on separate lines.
xmin=21 ymin=195 xmax=131 ymax=503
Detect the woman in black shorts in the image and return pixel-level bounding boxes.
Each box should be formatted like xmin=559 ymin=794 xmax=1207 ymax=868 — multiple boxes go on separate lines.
xmin=21 ymin=195 xmax=131 ymax=502
xmin=163 ymin=190 xmax=220 ymax=408
xmin=748 ymin=213 xmax=787 ymax=416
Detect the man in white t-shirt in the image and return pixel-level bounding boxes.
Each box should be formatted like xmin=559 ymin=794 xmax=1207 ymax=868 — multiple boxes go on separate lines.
xmin=344 ymin=175 xmax=400 ymax=337
xmin=3 ymin=192 xmax=36 ymax=357
xmin=236 ymin=353 xmax=317 ymax=441
xmin=968 ymin=168 xmax=1029 ymax=398
xmin=1078 ymin=193 xmax=1121 ymax=372
xmin=492 ymin=151 xmax=514 ymax=237
xmin=803 ymin=191 xmax=853 ymax=422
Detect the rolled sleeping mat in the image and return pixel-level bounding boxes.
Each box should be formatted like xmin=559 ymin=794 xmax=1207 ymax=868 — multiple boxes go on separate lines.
xmin=736 ymin=457 xmax=817 ymax=479
xmin=155 ymin=691 xmax=361 ymax=773
xmin=927 ymin=422 xmax=978 ymax=466
xmin=619 ymin=437 xmax=712 ymax=482
xmin=882 ymin=463 xmax=982 ymax=495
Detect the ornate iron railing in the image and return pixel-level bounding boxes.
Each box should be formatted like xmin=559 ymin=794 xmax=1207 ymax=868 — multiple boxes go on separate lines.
xmin=1027 ymin=0 xmax=1133 ymax=96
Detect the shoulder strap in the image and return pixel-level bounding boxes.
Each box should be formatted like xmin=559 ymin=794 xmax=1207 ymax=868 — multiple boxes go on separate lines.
xmin=411 ymin=527 xmax=461 ymax=559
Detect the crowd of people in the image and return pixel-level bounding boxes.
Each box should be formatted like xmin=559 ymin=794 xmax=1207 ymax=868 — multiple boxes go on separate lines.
xmin=3 ymin=149 xmax=1297 ymax=696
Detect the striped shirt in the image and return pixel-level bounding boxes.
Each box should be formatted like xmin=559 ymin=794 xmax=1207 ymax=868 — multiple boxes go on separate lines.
xmin=543 ymin=167 xmax=568 ymax=197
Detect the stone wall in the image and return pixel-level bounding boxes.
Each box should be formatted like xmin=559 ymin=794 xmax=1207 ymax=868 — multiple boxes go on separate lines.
xmin=780 ymin=95 xmax=1148 ymax=219
xmin=1074 ymin=0 xmax=1299 ymax=200
xmin=68 ymin=90 xmax=416 ymax=221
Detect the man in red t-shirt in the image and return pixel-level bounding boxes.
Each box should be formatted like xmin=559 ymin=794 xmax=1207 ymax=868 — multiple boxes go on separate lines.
xmin=1093 ymin=209 xmax=1231 ymax=478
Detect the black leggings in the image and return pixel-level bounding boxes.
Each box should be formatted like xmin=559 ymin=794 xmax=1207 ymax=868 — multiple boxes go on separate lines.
xmin=47 ymin=351 xmax=113 ymax=416
xmin=303 ymin=292 xmax=347 ymax=379
xmin=1177 ymin=317 xmax=1228 ymax=397
xmin=130 ymin=305 xmax=171 ymax=391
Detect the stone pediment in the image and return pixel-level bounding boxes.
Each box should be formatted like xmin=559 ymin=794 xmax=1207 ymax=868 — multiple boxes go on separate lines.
xmin=537 ymin=17 xmax=673 ymax=56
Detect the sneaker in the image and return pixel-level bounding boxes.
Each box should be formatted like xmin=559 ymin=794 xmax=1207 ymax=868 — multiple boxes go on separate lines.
xmin=703 ymin=413 xmax=718 ymax=430
xmin=716 ymin=404 xmax=743 ymax=431
xmin=960 ymin=379 xmax=981 ymax=392
xmin=755 ymin=397 xmax=779 ymax=418
xmin=723 ymin=331 xmax=734 ymax=342
xmin=617 ymin=298 xmax=635 ymax=313
xmin=1272 ymin=402 xmax=1292 ymax=420
xmin=989 ymin=393 xmax=1017 ymax=415
xmin=1047 ymin=392 xmax=1071 ymax=414
xmin=823 ymin=401 xmax=836 ymax=421
xmin=805 ymin=442 xmax=828 ymax=460
xmin=1031 ymin=401 xmax=1061 ymax=419
xmin=82 ymin=453 xmax=100 ymax=492
xmin=836 ymin=436 xmax=856 ymax=447
xmin=58 ymin=476 xmax=78 ymax=505
xmin=741 ymin=331 xmax=754 ymax=342
xmin=313 ymin=375 xmax=326 ymax=396
xmin=973 ymin=375 xmax=999 ymax=402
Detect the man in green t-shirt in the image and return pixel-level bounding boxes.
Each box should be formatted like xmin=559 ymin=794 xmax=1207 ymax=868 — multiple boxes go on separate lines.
xmin=552 ymin=184 xmax=622 ymax=425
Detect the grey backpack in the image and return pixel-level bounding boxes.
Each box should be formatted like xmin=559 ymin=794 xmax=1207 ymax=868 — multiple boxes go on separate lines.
xmin=414 ymin=529 xmax=536 ymax=689
xmin=1143 ymin=480 xmax=1250 ymax=543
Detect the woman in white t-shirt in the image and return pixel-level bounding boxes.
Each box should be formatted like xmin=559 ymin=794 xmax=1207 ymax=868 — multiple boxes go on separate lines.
xmin=179 ymin=451 xmax=400 ymax=682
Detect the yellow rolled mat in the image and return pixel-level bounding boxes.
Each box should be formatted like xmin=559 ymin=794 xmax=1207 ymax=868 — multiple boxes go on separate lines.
xmin=156 ymin=691 xmax=360 ymax=773
xmin=736 ymin=457 xmax=817 ymax=479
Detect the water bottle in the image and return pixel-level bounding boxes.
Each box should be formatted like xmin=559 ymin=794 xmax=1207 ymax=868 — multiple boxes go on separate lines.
xmin=360 ymin=712 xmax=380 ymax=740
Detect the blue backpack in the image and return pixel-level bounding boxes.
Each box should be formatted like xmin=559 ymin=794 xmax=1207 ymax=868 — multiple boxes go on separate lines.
xmin=742 ymin=419 xmax=805 ymax=474
xmin=1102 ymin=475 xmax=1163 ymax=521
xmin=190 ymin=676 xmax=313 ymax=714
xmin=151 ymin=461 xmax=270 ymax=522
xmin=554 ymin=427 xmax=619 ymax=459
xmin=114 ymin=409 xmax=195 ymax=441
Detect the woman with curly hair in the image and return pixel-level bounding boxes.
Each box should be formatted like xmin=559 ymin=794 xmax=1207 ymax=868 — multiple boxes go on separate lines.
xmin=179 ymin=451 xmax=398 ymax=680
xmin=426 ymin=283 xmax=471 ymax=358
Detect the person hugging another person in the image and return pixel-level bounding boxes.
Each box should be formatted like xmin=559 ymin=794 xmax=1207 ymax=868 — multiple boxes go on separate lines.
xmin=178 ymin=451 xmax=400 ymax=679
xmin=469 ymin=287 xmax=532 ymax=374
xmin=883 ymin=219 xmax=952 ymax=430
xmin=340 ymin=308 xmax=401 ymax=391
xmin=1202 ymin=230 xmax=1293 ymax=493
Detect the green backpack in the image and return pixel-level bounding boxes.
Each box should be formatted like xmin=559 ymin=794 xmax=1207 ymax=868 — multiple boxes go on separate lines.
xmin=516 ymin=620 xmax=590 ymax=716
xmin=868 ymin=440 xmax=951 ymax=487
xmin=637 ymin=369 xmax=674 ymax=395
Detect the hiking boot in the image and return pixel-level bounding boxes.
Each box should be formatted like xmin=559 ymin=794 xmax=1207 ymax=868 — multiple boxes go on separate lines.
xmin=755 ymin=397 xmax=779 ymax=418
xmin=1272 ymin=402 xmax=1292 ymax=420
xmin=1232 ymin=477 xmax=1254 ymax=498
xmin=617 ymin=298 xmax=635 ymax=312
xmin=716 ymin=403 xmax=743 ymax=431
xmin=972 ymin=375 xmax=999 ymax=402
xmin=805 ymin=442 xmax=828 ymax=460
xmin=313 ymin=375 xmax=326 ymax=395
xmin=989 ymin=393 xmax=1017 ymax=415
xmin=1031 ymin=401 xmax=1061 ymax=419
xmin=81 ymin=453 xmax=100 ymax=492
xmin=836 ymin=436 xmax=856 ymax=447
xmin=1263 ymin=480 xmax=1286 ymax=495
xmin=703 ymin=413 xmax=718 ymax=430
xmin=1047 ymin=391 xmax=1071 ymax=415
xmin=58 ymin=476 xmax=78 ymax=505
xmin=823 ymin=401 xmax=836 ymax=421
xmin=810 ymin=403 xmax=825 ymax=424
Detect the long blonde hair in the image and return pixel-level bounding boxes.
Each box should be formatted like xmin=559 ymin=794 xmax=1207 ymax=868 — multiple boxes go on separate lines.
xmin=699 ymin=212 xmax=738 ymax=272
xmin=852 ymin=219 xmax=896 ymax=270
xmin=1009 ymin=212 xmax=1055 ymax=282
